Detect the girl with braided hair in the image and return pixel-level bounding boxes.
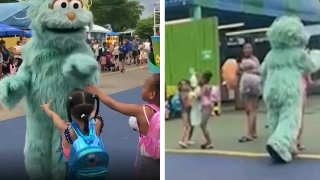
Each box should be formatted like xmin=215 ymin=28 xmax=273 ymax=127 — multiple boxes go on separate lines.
xmin=41 ymin=89 xmax=107 ymax=179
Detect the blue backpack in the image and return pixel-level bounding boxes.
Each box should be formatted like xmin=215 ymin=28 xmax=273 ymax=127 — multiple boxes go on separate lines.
xmin=68 ymin=119 xmax=109 ymax=179
xmin=170 ymin=92 xmax=182 ymax=112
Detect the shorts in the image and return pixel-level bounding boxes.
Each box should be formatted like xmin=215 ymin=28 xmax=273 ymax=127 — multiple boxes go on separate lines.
xmin=242 ymin=93 xmax=259 ymax=103
xmin=139 ymin=156 xmax=160 ymax=180
xmin=132 ymin=50 xmax=138 ymax=58
xmin=119 ymin=53 xmax=126 ymax=62
xmin=140 ymin=51 xmax=148 ymax=59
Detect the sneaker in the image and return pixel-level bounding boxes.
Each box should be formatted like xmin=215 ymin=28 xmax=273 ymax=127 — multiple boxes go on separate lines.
xmin=178 ymin=141 xmax=188 ymax=148
xmin=186 ymin=141 xmax=194 ymax=145
xmin=200 ymin=144 xmax=214 ymax=149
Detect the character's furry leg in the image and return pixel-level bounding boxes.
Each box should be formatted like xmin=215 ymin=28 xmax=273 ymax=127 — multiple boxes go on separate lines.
xmin=24 ymin=114 xmax=54 ymax=180
xmin=266 ymin=108 xmax=280 ymax=133
xmin=266 ymin=103 xmax=301 ymax=163
xmin=50 ymin=127 xmax=65 ymax=180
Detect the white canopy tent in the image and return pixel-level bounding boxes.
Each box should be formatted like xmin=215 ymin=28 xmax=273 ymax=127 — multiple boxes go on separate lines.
xmin=86 ymin=24 xmax=111 ymax=33
xmin=86 ymin=24 xmax=111 ymax=42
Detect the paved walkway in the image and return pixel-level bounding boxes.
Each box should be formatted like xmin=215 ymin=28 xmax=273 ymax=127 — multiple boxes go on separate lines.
xmin=0 ymin=65 xmax=148 ymax=121
xmin=166 ymin=154 xmax=320 ymax=180
xmin=0 ymin=87 xmax=143 ymax=179
xmin=166 ymin=96 xmax=320 ymax=156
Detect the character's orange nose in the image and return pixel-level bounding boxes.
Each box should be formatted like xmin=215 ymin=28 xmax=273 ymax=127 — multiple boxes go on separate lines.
xmin=67 ymin=12 xmax=76 ymax=21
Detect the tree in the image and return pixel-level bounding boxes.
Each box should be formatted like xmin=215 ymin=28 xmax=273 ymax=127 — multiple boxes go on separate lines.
xmin=91 ymin=0 xmax=144 ymax=32
xmin=135 ymin=15 xmax=159 ymax=40
xmin=0 ymin=0 xmax=143 ymax=32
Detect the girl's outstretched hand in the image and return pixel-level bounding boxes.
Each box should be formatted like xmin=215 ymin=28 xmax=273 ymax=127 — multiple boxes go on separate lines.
xmin=85 ymin=85 xmax=103 ymax=96
xmin=41 ymin=100 xmax=52 ymax=114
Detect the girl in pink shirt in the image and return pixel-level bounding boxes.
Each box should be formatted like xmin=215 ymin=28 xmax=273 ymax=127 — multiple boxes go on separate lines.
xmin=197 ymin=71 xmax=215 ymax=149
xmin=85 ymin=74 xmax=160 ymax=180
xmin=99 ymin=52 xmax=107 ymax=72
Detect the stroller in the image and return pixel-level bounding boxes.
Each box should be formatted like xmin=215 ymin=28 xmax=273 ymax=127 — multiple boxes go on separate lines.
xmin=166 ymin=92 xmax=182 ymax=119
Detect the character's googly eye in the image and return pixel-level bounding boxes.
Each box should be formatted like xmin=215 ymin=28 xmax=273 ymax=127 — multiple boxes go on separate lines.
xmin=70 ymin=0 xmax=83 ymax=10
xmin=52 ymin=0 xmax=69 ymax=10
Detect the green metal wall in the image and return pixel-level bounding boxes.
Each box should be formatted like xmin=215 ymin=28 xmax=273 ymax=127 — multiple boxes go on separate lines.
xmin=165 ymin=17 xmax=220 ymax=87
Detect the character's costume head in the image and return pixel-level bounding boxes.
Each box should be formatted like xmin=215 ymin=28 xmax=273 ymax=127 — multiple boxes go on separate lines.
xmin=23 ymin=0 xmax=93 ymax=51
xmin=267 ymin=16 xmax=310 ymax=49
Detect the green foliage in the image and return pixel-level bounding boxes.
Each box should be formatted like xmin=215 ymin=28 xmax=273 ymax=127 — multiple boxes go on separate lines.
xmin=91 ymin=0 xmax=144 ymax=32
xmin=0 ymin=0 xmax=144 ymax=32
xmin=135 ymin=15 xmax=159 ymax=40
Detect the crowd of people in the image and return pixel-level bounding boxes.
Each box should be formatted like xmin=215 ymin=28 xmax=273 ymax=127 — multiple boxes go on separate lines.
xmin=88 ymin=37 xmax=152 ymax=73
xmin=0 ymin=40 xmax=24 ymax=79
xmin=0 ymin=37 xmax=152 ymax=78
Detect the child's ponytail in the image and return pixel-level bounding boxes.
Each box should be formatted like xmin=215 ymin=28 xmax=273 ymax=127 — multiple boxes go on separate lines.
xmin=93 ymin=95 xmax=100 ymax=118
xmin=81 ymin=114 xmax=90 ymax=134
xmin=67 ymin=96 xmax=73 ymax=122
xmin=67 ymin=89 xmax=96 ymax=130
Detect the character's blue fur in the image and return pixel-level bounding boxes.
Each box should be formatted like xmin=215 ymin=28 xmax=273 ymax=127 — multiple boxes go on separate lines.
xmin=0 ymin=0 xmax=99 ymax=179
xmin=262 ymin=16 xmax=320 ymax=163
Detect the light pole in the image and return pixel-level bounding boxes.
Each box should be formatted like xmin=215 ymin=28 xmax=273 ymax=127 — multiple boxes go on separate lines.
xmin=153 ymin=2 xmax=160 ymax=36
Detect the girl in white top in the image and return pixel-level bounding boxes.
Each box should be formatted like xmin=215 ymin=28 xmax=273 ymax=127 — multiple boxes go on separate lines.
xmin=112 ymin=43 xmax=120 ymax=70
xmin=92 ymin=41 xmax=100 ymax=59
xmin=139 ymin=43 xmax=147 ymax=65
xmin=112 ymin=43 xmax=120 ymax=59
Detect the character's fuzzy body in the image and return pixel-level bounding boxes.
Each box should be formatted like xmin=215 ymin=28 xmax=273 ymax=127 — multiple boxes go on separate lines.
xmin=0 ymin=0 xmax=99 ymax=179
xmin=261 ymin=16 xmax=320 ymax=163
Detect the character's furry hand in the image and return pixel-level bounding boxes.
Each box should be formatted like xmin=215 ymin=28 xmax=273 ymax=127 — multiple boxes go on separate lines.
xmin=63 ymin=54 xmax=99 ymax=80
xmin=0 ymin=76 xmax=24 ymax=101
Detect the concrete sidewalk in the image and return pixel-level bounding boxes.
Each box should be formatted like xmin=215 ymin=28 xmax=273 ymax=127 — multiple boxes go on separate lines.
xmin=166 ymin=96 xmax=320 ymax=155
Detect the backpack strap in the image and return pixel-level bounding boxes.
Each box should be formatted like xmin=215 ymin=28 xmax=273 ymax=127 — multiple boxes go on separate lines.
xmin=140 ymin=104 xmax=160 ymax=135
xmin=70 ymin=122 xmax=83 ymax=138
xmin=142 ymin=106 xmax=150 ymax=125
xmin=145 ymin=104 xmax=160 ymax=112
xmin=71 ymin=119 xmax=96 ymax=144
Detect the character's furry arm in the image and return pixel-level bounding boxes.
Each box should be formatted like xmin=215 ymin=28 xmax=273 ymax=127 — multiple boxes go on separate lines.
xmin=62 ymin=44 xmax=99 ymax=85
xmin=0 ymin=63 xmax=31 ymax=109
xmin=260 ymin=61 xmax=267 ymax=85
xmin=305 ymin=50 xmax=320 ymax=73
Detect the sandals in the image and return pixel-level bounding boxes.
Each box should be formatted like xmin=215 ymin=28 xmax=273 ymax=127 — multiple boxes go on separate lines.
xmin=200 ymin=144 xmax=214 ymax=149
xmin=238 ymin=136 xmax=253 ymax=143
xmin=297 ymin=144 xmax=305 ymax=151
xmin=178 ymin=141 xmax=188 ymax=149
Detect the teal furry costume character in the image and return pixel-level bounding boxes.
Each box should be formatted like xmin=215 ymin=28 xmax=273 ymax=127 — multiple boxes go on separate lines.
xmin=262 ymin=16 xmax=320 ymax=163
xmin=0 ymin=0 xmax=99 ymax=179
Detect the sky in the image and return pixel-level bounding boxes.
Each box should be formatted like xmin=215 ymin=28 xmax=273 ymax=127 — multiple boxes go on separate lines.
xmin=136 ymin=0 xmax=159 ymax=19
